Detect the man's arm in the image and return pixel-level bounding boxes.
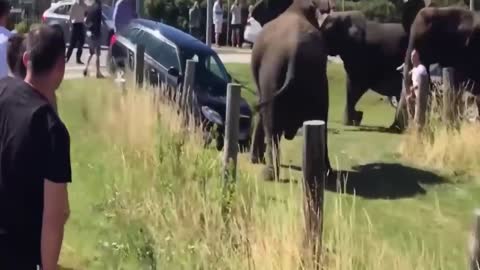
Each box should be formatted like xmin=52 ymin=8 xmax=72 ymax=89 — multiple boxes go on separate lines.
xmin=36 ymin=109 xmax=72 ymax=270
xmin=41 ymin=181 xmax=70 ymax=270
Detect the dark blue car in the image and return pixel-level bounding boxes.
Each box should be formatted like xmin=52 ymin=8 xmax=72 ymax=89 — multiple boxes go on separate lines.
xmin=108 ymin=19 xmax=252 ymax=150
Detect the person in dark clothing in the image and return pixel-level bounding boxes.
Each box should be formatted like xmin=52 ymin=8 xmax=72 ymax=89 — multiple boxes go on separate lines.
xmin=7 ymin=33 xmax=26 ymax=78
xmin=65 ymin=0 xmax=87 ymax=64
xmin=0 ymin=25 xmax=72 ymax=270
xmin=84 ymin=0 xmax=104 ymax=78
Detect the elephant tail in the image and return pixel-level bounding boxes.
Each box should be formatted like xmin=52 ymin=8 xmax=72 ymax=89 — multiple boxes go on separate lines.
xmin=254 ymin=57 xmax=295 ymax=111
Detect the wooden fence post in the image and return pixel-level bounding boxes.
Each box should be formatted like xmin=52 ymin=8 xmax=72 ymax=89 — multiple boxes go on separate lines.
xmin=222 ymin=83 xmax=241 ymax=220
xmin=414 ymin=72 xmax=429 ymax=130
xmin=442 ymin=67 xmax=456 ymax=124
xmin=135 ymin=44 xmax=145 ymax=89
xmin=302 ymin=120 xmax=326 ymax=269
xmin=469 ymin=209 xmax=480 ymax=270
xmin=182 ymin=60 xmax=196 ymax=114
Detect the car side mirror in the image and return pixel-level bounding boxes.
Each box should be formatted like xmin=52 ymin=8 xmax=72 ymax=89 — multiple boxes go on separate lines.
xmin=168 ymin=66 xmax=179 ymax=77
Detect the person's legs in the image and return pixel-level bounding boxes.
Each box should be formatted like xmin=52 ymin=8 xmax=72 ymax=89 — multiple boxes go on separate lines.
xmin=65 ymin=23 xmax=79 ymax=63
xmin=96 ymin=42 xmax=104 ymax=78
xmin=76 ymin=23 xmax=85 ymax=64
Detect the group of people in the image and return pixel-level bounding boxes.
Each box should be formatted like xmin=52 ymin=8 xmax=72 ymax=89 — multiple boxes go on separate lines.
xmin=66 ymin=0 xmax=137 ymax=78
xmin=189 ymin=0 xmax=250 ymax=47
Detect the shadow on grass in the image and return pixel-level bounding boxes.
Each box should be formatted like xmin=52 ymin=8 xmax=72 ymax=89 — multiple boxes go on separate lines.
xmin=343 ymin=125 xmax=401 ymax=134
xmin=326 ymin=163 xmax=446 ymax=199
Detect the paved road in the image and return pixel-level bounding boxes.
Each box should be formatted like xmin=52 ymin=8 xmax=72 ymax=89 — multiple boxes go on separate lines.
xmin=64 ymin=47 xmax=343 ymax=79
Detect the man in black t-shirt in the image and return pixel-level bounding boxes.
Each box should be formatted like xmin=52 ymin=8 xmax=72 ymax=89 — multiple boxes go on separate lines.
xmin=0 ymin=25 xmax=71 ymax=270
xmin=84 ymin=0 xmax=104 ymax=78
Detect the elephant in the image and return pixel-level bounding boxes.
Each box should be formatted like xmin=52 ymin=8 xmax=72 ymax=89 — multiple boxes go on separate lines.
xmin=251 ymin=0 xmax=416 ymax=126
xmin=392 ymin=0 xmax=480 ymax=131
xmin=249 ymin=0 xmax=332 ymax=180
xmin=319 ymin=11 xmax=409 ymax=125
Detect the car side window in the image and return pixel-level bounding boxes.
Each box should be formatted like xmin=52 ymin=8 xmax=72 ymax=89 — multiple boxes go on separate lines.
xmin=143 ymin=32 xmax=180 ymax=71
xmin=122 ymin=27 xmax=142 ymax=44
xmin=54 ymin=5 xmax=71 ymax=15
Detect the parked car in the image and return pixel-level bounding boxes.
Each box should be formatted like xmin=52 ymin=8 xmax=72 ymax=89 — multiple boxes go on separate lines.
xmin=108 ymin=18 xmax=253 ymax=150
xmin=243 ymin=17 xmax=262 ymax=46
xmin=42 ymin=0 xmax=115 ymax=46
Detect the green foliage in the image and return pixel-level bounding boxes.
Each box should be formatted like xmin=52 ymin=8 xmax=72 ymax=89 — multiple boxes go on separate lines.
xmin=145 ymin=0 xmax=198 ymax=31
xmin=14 ymin=21 xmax=29 ymax=34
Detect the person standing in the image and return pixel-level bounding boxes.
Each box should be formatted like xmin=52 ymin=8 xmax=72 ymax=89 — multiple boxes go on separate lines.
xmin=0 ymin=1 xmax=12 ymax=80
xmin=189 ymin=1 xmax=201 ymax=40
xmin=65 ymin=0 xmax=87 ymax=64
xmin=84 ymin=0 xmax=104 ymax=78
xmin=406 ymin=49 xmax=428 ymax=118
xmin=113 ymin=0 xmax=138 ymax=34
xmin=230 ymin=0 xmax=242 ymax=47
xmin=213 ymin=0 xmax=223 ymax=47
xmin=0 ymin=25 xmax=72 ymax=270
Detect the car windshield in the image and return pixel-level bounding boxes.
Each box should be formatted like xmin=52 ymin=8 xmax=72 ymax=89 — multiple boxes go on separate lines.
xmin=184 ymin=51 xmax=229 ymax=83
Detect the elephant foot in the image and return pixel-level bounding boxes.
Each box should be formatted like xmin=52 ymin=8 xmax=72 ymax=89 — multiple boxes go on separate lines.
xmin=261 ymin=166 xmax=276 ymax=181
xmin=343 ymin=111 xmax=364 ymax=126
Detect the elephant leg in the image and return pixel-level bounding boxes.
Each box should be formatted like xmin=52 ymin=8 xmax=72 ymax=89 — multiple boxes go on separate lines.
xmin=343 ymin=76 xmax=366 ymax=126
xmin=263 ymin=132 xmax=281 ymax=181
xmin=250 ymin=116 xmax=266 ymax=164
xmin=261 ymin=105 xmax=281 ymax=181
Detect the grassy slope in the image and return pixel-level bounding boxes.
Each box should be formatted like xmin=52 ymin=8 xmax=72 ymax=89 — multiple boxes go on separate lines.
xmin=56 ymin=63 xmax=479 ymax=269
xmin=226 ymin=62 xmax=480 ymax=269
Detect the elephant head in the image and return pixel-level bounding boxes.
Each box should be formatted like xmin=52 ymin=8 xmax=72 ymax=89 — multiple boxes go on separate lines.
xmin=318 ymin=11 xmax=367 ymax=56
xmin=251 ymin=0 xmax=335 ymax=26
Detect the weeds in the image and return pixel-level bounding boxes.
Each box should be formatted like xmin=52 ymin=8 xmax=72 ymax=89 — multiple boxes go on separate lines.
xmin=399 ymin=81 xmax=480 ymax=178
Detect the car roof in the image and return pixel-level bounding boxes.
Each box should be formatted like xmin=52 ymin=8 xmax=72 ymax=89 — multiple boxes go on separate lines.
xmin=130 ymin=18 xmax=216 ymax=56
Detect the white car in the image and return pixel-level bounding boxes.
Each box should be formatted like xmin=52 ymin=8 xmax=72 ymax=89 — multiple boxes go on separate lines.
xmin=243 ymin=17 xmax=262 ymax=46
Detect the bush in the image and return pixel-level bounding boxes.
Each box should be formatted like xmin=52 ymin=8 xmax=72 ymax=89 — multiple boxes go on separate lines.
xmin=14 ymin=21 xmax=29 ymax=34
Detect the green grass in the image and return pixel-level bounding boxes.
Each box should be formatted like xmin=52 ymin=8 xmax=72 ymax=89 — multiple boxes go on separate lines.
xmin=56 ymin=63 xmax=480 ymax=269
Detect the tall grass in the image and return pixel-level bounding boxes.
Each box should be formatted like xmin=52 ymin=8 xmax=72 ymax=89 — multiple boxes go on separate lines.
xmin=74 ymin=80 xmax=451 ymax=269
xmin=398 ymin=82 xmax=480 ymax=178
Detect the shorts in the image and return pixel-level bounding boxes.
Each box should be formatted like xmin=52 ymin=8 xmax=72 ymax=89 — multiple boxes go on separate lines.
xmin=87 ymin=32 xmax=101 ymax=56
xmin=214 ymin=23 xmax=223 ymax=34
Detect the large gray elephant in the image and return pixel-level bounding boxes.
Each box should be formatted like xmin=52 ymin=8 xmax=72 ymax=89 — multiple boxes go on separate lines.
xmin=249 ymin=0 xmax=332 ymax=180
xmin=319 ymin=11 xmax=409 ymax=125
xmin=251 ymin=0 xmax=415 ymax=126
xmin=392 ymin=0 xmax=480 ymax=130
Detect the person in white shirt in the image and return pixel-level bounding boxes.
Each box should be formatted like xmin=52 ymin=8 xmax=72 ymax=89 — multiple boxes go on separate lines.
xmin=0 ymin=1 xmax=11 ymax=80
xmin=65 ymin=0 xmax=87 ymax=64
xmin=406 ymin=49 xmax=428 ymax=117
xmin=230 ymin=0 xmax=242 ymax=47
xmin=213 ymin=0 xmax=223 ymax=47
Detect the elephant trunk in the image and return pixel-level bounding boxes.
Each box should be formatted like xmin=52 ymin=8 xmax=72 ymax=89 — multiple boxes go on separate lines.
xmin=391 ymin=39 xmax=415 ymax=131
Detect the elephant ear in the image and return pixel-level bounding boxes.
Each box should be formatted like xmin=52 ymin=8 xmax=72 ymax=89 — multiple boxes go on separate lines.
xmin=348 ymin=24 xmax=362 ymax=43
xmin=401 ymin=0 xmax=426 ymax=33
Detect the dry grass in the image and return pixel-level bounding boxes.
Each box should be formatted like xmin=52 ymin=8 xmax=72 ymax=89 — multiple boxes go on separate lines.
xmin=71 ymin=80 xmax=452 ymax=269
xmin=398 ymin=82 xmax=480 ymax=178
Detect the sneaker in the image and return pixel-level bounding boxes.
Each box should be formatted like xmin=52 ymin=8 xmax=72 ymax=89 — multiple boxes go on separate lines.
xmin=96 ymin=73 xmax=105 ymax=79
xmin=83 ymin=69 xmax=88 ymax=77
xmin=77 ymin=60 xmax=84 ymax=65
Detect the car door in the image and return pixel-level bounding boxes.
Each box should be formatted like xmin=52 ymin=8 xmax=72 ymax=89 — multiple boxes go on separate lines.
xmin=141 ymin=32 xmax=181 ymax=89
xmin=114 ymin=26 xmax=143 ymax=73
xmin=46 ymin=3 xmax=72 ymax=43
